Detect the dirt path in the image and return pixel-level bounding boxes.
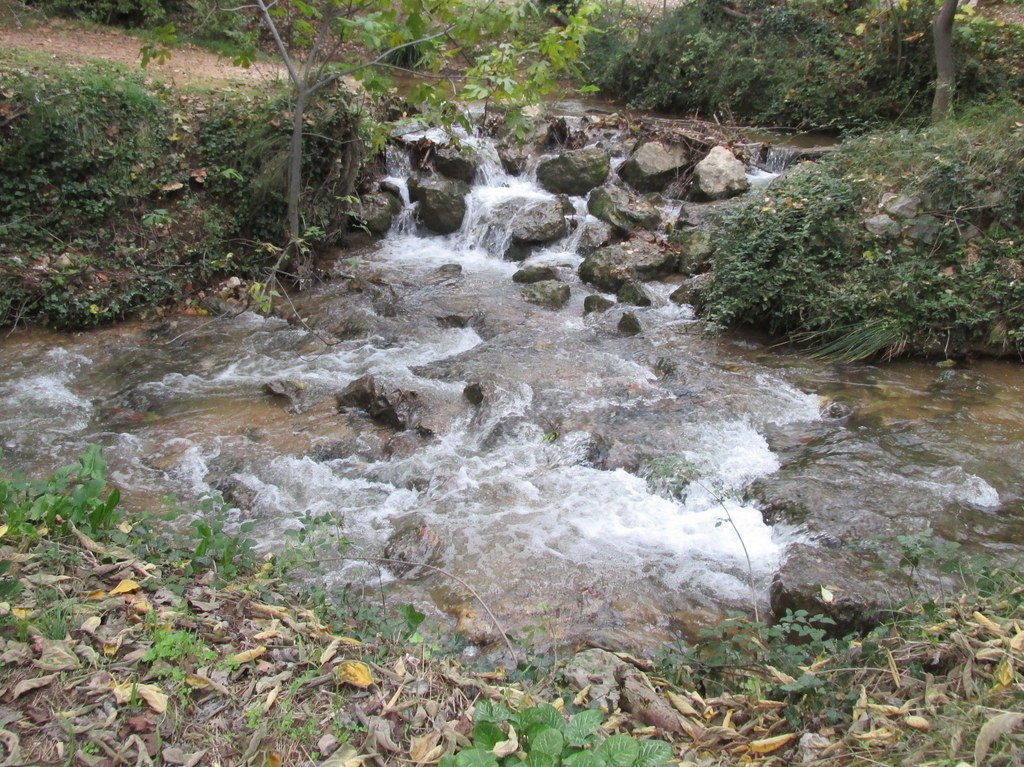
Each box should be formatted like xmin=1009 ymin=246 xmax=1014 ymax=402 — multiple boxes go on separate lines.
xmin=0 ymin=20 xmax=285 ymax=88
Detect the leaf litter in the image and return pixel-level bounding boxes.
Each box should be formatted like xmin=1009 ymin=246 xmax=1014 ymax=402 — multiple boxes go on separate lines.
xmin=0 ymin=523 xmax=1022 ymax=766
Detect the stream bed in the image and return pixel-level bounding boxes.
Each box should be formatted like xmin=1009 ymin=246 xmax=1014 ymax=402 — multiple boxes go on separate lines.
xmin=2 ymin=132 xmax=1022 ymax=652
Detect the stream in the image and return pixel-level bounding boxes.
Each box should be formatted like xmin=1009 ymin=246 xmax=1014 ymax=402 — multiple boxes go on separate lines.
xmin=2 ymin=129 xmax=1022 ymax=652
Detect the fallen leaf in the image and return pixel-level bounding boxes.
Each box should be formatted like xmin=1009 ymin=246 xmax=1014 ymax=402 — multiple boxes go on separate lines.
xmin=975 ymin=712 xmax=1024 ymax=766
xmin=820 ymin=585 xmax=835 ymax=604
xmin=11 ymin=674 xmax=57 ymax=699
xmin=904 ymin=715 xmax=930 ymax=731
xmin=0 ymin=524 xmax=7 ymax=538
xmin=973 ymin=611 xmax=1005 ymax=636
xmin=320 ymin=743 xmax=367 ymax=767
xmin=80 ymin=616 xmax=102 ymax=634
xmin=110 ymin=681 xmax=168 ymax=713
xmin=492 ymin=725 xmax=518 ymax=758
xmin=996 ymin=658 xmax=1015 ymax=688
xmin=109 ymin=579 xmax=141 ymax=595
xmin=409 ymin=732 xmax=442 ymax=764
xmin=231 ymin=646 xmax=267 ymax=664
xmin=264 ymin=685 xmax=281 ymax=712
xmin=335 ymin=660 xmax=374 ymax=688
xmin=34 ymin=638 xmax=81 ymax=672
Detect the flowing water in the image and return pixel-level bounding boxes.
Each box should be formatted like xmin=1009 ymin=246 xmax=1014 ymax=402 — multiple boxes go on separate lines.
xmin=2 ymin=133 xmax=1021 ymax=651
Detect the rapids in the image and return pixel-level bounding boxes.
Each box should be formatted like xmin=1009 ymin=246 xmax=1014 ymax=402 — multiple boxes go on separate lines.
xmin=1 ymin=132 xmax=1020 ymax=651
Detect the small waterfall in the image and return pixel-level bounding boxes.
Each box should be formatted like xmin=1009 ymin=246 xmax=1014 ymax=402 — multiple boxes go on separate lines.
xmin=761 ymin=146 xmax=801 ymax=173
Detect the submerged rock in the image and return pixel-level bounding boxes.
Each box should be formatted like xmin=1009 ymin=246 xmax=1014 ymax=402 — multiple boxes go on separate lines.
xmin=618 ymin=311 xmax=642 ymax=335
xmin=579 ymin=239 xmax=678 ymax=292
xmin=408 ymin=176 xmax=469 ymax=234
xmin=618 ymin=141 xmax=690 ymax=193
xmin=690 ymin=146 xmax=750 ymax=201
xmin=383 ymin=517 xmax=442 ymax=577
xmin=336 ymin=375 xmax=419 ymax=431
xmin=264 ymin=379 xmax=311 ymax=413
xmin=536 ymin=146 xmax=611 ymax=196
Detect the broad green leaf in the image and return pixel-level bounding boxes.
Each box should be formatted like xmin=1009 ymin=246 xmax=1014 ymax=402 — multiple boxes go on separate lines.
xmin=522 ymin=753 xmax=557 ymax=767
xmin=474 ymin=700 xmax=512 ymax=724
xmin=565 ymin=710 xmax=603 ymax=745
xmin=473 ymin=722 xmax=506 ymax=751
xmin=516 ymin=704 xmax=565 ymax=733
xmin=454 ymin=748 xmax=500 ymax=767
xmin=529 ymin=726 xmax=564 ymax=758
xmin=595 ymin=736 xmax=639 ymax=767
xmin=634 ymin=740 xmax=672 ymax=767
xmin=564 ymin=752 xmax=606 ymax=767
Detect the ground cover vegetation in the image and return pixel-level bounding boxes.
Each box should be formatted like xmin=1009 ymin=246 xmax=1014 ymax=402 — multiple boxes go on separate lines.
xmin=1 ymin=449 xmax=1022 ymax=765
xmin=697 ymin=101 xmax=1024 ymax=360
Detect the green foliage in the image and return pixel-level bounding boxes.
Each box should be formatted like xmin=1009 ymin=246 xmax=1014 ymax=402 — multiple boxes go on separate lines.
xmin=701 ymin=102 xmax=1024 ymax=359
xmin=582 ymin=0 xmax=1024 ymax=130
xmin=143 ymin=626 xmax=217 ymax=670
xmin=25 ymin=0 xmax=168 ymax=27
xmin=439 ymin=702 xmax=672 ymax=767
xmin=0 ymin=445 xmax=122 ymax=540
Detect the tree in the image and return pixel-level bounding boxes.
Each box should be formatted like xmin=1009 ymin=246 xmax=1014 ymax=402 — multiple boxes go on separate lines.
xmin=206 ymin=0 xmax=597 ymax=280
xmin=931 ymin=0 xmax=959 ymax=121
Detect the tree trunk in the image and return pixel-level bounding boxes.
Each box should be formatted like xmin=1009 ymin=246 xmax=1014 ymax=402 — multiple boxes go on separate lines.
xmin=286 ymin=87 xmax=308 ymax=251
xmin=931 ymin=0 xmax=958 ymax=122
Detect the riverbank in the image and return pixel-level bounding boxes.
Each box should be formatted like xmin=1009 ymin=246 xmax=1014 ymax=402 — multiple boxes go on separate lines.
xmin=1 ymin=451 xmax=1022 ymax=766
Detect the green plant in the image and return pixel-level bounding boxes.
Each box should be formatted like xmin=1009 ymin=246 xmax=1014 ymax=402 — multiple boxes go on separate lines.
xmin=0 ymin=444 xmax=122 ymax=540
xmin=190 ymin=496 xmax=257 ymax=581
xmin=441 ymin=702 xmax=672 ymax=767
xmin=143 ymin=627 xmax=217 ymax=669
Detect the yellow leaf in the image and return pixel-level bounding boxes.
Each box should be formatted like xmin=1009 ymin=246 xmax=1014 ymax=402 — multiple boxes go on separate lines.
xmin=264 ymin=685 xmax=281 ymax=712
xmin=264 ymin=752 xmax=282 ymax=767
xmin=131 ymin=596 xmax=152 ymax=614
xmin=854 ymin=727 xmax=896 ymax=741
xmin=748 ymin=733 xmax=797 ymax=754
xmin=335 ymin=660 xmax=374 ymax=688
xmin=109 ymin=579 xmax=141 ymax=595
xmin=87 ymin=590 xmax=109 ymax=601
xmin=974 ymin=611 xmax=1005 ymax=636
xmin=117 ymin=521 xmax=133 ymax=534
xmin=231 ymin=646 xmax=267 ymax=664
xmin=137 ymin=684 xmax=168 ymax=713
xmin=321 ymin=637 xmax=343 ymax=666
xmin=996 ymin=658 xmax=1015 ymax=688
xmin=11 ymin=607 xmax=31 ymax=620
xmin=820 ymin=585 xmax=834 ymax=604
xmin=904 ymin=715 xmax=930 ymax=731
xmin=1011 ymin=630 xmax=1024 ymax=654
xmin=0 ymin=524 xmax=8 ymax=538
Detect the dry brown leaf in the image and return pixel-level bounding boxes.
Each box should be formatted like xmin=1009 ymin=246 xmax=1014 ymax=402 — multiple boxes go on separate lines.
xmin=765 ymin=665 xmax=796 ymax=685
xmin=492 ymin=725 xmax=518 ymax=758
xmin=34 ymin=638 xmax=81 ymax=672
xmin=250 ymin=603 xmax=289 ymax=620
xmin=748 ymin=733 xmax=797 ymax=754
xmin=320 ymin=637 xmax=344 ymax=666
xmin=975 ymin=712 xmax=1024 ymax=766
xmin=1010 ymin=630 xmax=1024 ymax=654
xmin=320 ymin=743 xmax=367 ymax=767
xmin=995 ymin=658 xmax=1015 ymax=688
xmin=335 ymin=660 xmax=374 ymax=688
xmin=109 ymin=579 xmax=141 ymax=595
xmin=854 ymin=727 xmax=896 ymax=742
xmin=109 ymin=681 xmax=168 ymax=713
xmin=409 ymin=732 xmax=442 ymax=764
xmin=80 ymin=616 xmax=102 ymax=634
xmin=231 ymin=646 xmax=267 ymax=664
xmin=11 ymin=673 xmax=57 ymax=699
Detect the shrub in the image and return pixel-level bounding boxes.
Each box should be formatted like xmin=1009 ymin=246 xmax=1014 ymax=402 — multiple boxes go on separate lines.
xmin=700 ymin=102 xmax=1024 ymax=359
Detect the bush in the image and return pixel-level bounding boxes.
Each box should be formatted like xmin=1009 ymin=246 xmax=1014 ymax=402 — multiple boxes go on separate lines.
xmin=582 ymin=0 xmax=1024 ymax=130
xmin=700 ymin=102 xmax=1024 ymax=359
xmin=25 ymin=0 xmax=168 ymax=26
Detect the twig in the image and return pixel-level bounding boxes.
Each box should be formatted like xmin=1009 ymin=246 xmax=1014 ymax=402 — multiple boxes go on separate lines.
xmin=696 ymin=480 xmax=760 ymax=624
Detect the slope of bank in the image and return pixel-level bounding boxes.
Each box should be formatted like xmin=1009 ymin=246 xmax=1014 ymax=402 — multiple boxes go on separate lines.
xmin=1 ymin=450 xmax=1022 ymax=766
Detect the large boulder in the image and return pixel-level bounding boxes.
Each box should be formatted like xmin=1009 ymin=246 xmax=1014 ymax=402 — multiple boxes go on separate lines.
xmin=618 ymin=141 xmax=690 ymax=193
xmin=770 ymin=544 xmax=912 ymax=636
xmin=346 ymin=191 xmax=403 ymax=236
xmin=576 ymin=218 xmax=616 ymax=256
xmin=536 ymin=147 xmax=611 ymax=196
xmin=690 ymin=146 xmax=750 ymax=201
xmin=510 ymin=199 xmax=568 ymax=245
xmin=587 ymin=184 xmax=663 ymax=234
xmin=673 ymin=228 xmax=714 ymax=275
xmin=408 ymin=176 xmax=469 ymax=234
xmin=578 ymin=239 xmax=678 ymax=292
xmin=433 ymin=144 xmax=478 ymax=183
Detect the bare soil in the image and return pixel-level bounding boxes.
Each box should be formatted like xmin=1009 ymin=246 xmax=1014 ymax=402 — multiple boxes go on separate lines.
xmin=0 ymin=19 xmax=284 ymax=88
